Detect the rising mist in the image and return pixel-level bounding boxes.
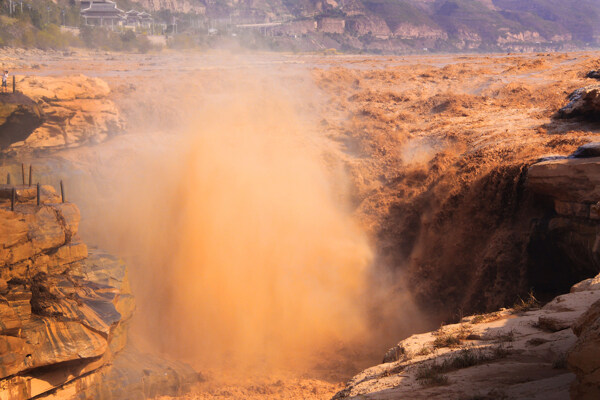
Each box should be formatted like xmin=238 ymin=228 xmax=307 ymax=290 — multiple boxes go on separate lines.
xmin=54 ymin=65 xmax=417 ymax=379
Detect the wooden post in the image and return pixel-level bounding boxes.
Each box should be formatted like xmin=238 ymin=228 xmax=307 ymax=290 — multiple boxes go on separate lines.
xmin=36 ymin=183 xmax=40 ymax=206
xmin=12 ymin=75 xmax=15 ymax=94
xmin=11 ymin=188 xmax=15 ymax=211
xmin=21 ymin=163 xmax=25 ymax=185
xmin=6 ymin=173 xmax=10 ymax=185
xmin=28 ymin=165 xmax=32 ymax=187
xmin=60 ymin=180 xmax=65 ymax=203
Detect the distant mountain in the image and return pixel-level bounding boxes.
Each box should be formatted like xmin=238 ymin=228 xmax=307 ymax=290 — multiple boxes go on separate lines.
xmin=128 ymin=0 xmax=600 ymax=52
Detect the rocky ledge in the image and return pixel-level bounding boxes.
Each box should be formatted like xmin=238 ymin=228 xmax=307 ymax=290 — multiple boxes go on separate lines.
xmin=333 ymin=144 xmax=600 ymax=399
xmin=2 ymin=74 xmax=122 ymax=154
xmin=0 ymin=181 xmax=196 ymax=399
xmin=333 ymin=274 xmax=600 ymax=399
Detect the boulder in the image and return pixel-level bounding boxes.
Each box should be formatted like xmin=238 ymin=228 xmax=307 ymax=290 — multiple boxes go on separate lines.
xmin=572 ymin=273 xmax=600 ymax=293
xmin=556 ymin=85 xmax=600 ymax=118
xmin=569 ymin=142 xmax=600 ymax=159
xmin=527 ymin=156 xmax=600 ymax=204
xmin=568 ymin=299 xmax=600 ymax=400
xmin=586 ymin=70 xmax=600 ymax=80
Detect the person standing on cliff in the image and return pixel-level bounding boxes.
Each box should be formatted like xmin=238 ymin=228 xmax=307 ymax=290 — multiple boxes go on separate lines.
xmin=1 ymin=71 xmax=8 ymax=94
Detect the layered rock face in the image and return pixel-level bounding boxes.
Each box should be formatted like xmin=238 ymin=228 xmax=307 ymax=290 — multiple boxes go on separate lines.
xmin=0 ymin=182 xmax=195 ymax=399
xmin=393 ymin=24 xmax=447 ymax=40
xmin=132 ymin=0 xmax=600 ymax=53
xmin=3 ymin=75 xmax=122 ymax=153
xmin=0 ymin=184 xmax=124 ymax=398
xmin=346 ymin=15 xmax=391 ymax=39
xmin=527 ymin=151 xmax=600 ymax=292
xmin=568 ymin=298 xmax=600 ymax=399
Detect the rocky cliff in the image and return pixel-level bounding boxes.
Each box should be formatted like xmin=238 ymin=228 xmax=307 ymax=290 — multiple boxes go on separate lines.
xmin=1 ymin=75 xmax=122 ymax=155
xmin=326 ymin=76 xmax=600 ymax=398
xmin=129 ymin=0 xmax=600 ymax=53
xmin=526 ymin=146 xmax=600 ymax=294
xmin=569 ymin=295 xmax=600 ymax=399
xmin=0 ymin=180 xmax=196 ymax=399
xmin=333 ymin=273 xmax=600 ymax=399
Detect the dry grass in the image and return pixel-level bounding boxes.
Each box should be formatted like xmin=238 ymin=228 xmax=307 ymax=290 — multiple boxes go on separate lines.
xmin=512 ymin=291 xmax=541 ymax=313
xmin=415 ymin=365 xmax=449 ymax=387
xmin=433 ymin=334 xmax=462 ymax=349
xmin=416 ymin=346 xmax=433 ymax=356
xmin=433 ymin=325 xmax=472 ymax=348
xmin=470 ymin=312 xmax=502 ymax=324
xmin=415 ymin=347 xmax=510 ymax=387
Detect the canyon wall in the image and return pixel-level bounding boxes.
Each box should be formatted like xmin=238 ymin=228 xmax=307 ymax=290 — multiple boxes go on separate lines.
xmin=128 ymin=0 xmax=600 ymax=53
xmin=0 ymin=180 xmax=196 ymax=399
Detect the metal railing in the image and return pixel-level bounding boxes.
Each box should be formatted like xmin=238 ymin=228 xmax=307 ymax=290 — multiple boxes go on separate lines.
xmin=4 ymin=164 xmax=66 ymax=211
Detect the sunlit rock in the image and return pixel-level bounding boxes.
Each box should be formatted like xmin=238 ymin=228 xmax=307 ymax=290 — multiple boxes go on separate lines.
xmin=568 ymin=299 xmax=600 ymax=400
xmin=557 ymin=85 xmax=600 ymax=119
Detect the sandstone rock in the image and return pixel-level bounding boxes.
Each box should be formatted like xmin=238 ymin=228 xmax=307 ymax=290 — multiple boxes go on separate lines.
xmin=0 ymin=335 xmax=32 ymax=378
xmin=17 ymin=75 xmax=110 ymax=101
xmin=3 ymin=75 xmax=122 ymax=153
xmin=37 ymin=347 xmax=199 ymax=400
xmin=569 ymin=142 xmax=600 ymax=159
xmin=0 ymin=209 xmax=29 ymax=249
xmin=22 ymin=319 xmax=108 ymax=369
xmin=557 ymin=85 xmax=600 ymax=118
xmin=572 ymin=274 xmax=600 ymax=293
xmin=0 ymin=298 xmax=23 ymax=333
xmin=382 ymin=344 xmax=405 ymax=363
xmin=568 ymin=299 xmax=600 ymax=399
xmin=0 ymin=168 xmax=197 ymax=399
xmin=334 ymin=285 xmax=600 ymax=399
xmin=52 ymin=203 xmax=81 ymax=238
xmin=0 ymin=198 xmax=129 ymax=396
xmin=45 ymin=242 xmax=88 ymax=273
xmin=537 ymin=315 xmax=572 ymax=332
xmin=553 ymin=200 xmax=589 ymax=218
xmin=0 ymin=247 xmax=131 ymax=397
xmin=0 ymin=202 xmax=83 ymax=271
xmin=28 ymin=206 xmax=66 ymax=251
xmin=527 ymin=157 xmax=600 ymax=204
